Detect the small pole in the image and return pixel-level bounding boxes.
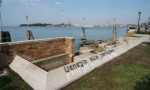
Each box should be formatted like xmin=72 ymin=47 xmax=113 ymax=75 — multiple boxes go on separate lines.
xmin=112 ymin=18 xmax=117 ymax=43
xmin=82 ymin=17 xmax=85 ymax=27
xmin=26 ymin=15 xmax=29 ymax=31
xmin=114 ymin=18 xmax=117 ymax=39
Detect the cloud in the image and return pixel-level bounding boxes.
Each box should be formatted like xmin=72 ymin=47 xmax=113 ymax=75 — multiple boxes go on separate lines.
xmin=3 ymin=0 xmax=18 ymax=4
xmin=19 ymin=0 xmax=41 ymax=6
xmin=55 ymin=1 xmax=62 ymax=5
xmin=4 ymin=0 xmax=41 ymax=6
xmin=3 ymin=0 xmax=52 ymax=12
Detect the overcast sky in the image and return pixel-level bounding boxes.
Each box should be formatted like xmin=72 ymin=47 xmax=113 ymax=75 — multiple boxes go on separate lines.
xmin=1 ymin=0 xmax=150 ymax=26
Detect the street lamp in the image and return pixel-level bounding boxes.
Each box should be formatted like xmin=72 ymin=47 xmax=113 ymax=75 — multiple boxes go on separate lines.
xmin=148 ymin=17 xmax=150 ymax=26
xmin=137 ymin=11 xmax=141 ymax=33
xmin=0 ymin=0 xmax=3 ymax=31
xmin=0 ymin=0 xmax=2 ymax=42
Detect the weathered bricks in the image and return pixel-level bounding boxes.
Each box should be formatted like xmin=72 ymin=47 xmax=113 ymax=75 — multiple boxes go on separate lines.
xmin=0 ymin=37 xmax=75 ymax=66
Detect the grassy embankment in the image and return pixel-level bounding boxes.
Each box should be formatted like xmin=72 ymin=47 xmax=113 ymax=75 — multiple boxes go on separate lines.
xmin=0 ymin=69 xmax=32 ymax=90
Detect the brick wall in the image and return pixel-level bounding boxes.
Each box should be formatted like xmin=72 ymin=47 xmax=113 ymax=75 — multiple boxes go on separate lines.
xmin=127 ymin=32 xmax=134 ymax=37
xmin=0 ymin=37 xmax=75 ymax=66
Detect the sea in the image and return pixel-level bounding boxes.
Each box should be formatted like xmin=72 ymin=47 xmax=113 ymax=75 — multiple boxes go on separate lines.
xmin=3 ymin=26 xmax=127 ymax=52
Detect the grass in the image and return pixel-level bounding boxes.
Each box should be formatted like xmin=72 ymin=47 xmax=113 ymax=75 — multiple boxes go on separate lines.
xmin=137 ymin=32 xmax=150 ymax=34
xmin=61 ymin=42 xmax=150 ymax=90
xmin=0 ymin=69 xmax=32 ymax=90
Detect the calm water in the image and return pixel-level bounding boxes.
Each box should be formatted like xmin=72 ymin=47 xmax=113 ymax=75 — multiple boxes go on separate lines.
xmin=3 ymin=26 xmax=127 ymax=52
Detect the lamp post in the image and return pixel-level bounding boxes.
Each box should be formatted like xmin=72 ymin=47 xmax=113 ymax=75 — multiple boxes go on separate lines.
xmin=0 ymin=0 xmax=2 ymax=42
xmin=137 ymin=11 xmax=141 ymax=33
xmin=0 ymin=0 xmax=2 ymax=30
xmin=148 ymin=17 xmax=150 ymax=26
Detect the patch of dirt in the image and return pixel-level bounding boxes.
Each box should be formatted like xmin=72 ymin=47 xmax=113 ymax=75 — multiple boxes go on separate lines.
xmin=135 ymin=58 xmax=150 ymax=65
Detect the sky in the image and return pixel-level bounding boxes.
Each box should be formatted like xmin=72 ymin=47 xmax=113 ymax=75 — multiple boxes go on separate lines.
xmin=1 ymin=0 xmax=150 ymax=26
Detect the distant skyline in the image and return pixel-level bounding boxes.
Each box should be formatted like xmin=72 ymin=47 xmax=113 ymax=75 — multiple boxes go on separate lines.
xmin=1 ymin=0 xmax=150 ymax=26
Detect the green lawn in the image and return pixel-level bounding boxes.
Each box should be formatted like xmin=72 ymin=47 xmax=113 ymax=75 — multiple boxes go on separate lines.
xmin=0 ymin=69 xmax=32 ymax=90
xmin=62 ymin=42 xmax=150 ymax=90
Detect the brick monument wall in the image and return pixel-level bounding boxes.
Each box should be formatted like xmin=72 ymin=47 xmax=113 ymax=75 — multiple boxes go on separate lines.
xmin=0 ymin=37 xmax=75 ymax=67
